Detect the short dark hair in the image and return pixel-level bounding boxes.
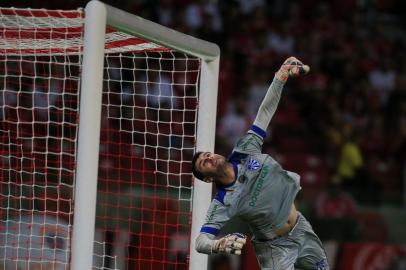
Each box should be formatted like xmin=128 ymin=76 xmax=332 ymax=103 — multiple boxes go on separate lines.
xmin=191 ymin=151 xmax=205 ymax=180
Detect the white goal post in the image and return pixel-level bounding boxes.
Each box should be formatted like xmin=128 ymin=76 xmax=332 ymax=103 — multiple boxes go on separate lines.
xmin=74 ymin=1 xmax=220 ymax=270
xmin=0 ymin=0 xmax=219 ymax=269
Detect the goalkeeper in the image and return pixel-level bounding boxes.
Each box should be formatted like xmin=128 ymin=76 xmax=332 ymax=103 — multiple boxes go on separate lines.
xmin=192 ymin=57 xmax=329 ymax=270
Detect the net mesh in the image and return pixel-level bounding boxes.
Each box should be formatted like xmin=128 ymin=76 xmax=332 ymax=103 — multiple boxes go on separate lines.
xmin=0 ymin=47 xmax=81 ymax=270
xmin=0 ymin=7 xmax=200 ymax=270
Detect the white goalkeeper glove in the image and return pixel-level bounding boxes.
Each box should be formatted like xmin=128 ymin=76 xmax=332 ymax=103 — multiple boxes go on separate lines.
xmin=276 ymin=56 xmax=310 ymax=82
xmin=212 ymin=233 xmax=247 ymax=255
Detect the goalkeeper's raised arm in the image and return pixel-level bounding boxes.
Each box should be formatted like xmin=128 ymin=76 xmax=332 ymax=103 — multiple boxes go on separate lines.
xmin=228 ymin=56 xmax=310 ymax=159
xmin=252 ymin=56 xmax=310 ymax=133
xmin=192 ymin=57 xmax=329 ymax=269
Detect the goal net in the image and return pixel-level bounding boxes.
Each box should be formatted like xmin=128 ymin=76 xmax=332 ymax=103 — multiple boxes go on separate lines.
xmin=0 ymin=3 xmax=218 ymax=270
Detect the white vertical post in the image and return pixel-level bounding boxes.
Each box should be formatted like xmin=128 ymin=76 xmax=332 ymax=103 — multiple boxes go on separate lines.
xmin=71 ymin=1 xmax=106 ymax=269
xmin=189 ymin=56 xmax=220 ymax=270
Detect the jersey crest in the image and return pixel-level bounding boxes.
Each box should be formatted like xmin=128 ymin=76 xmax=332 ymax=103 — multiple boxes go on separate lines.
xmin=247 ymin=158 xmax=261 ymax=171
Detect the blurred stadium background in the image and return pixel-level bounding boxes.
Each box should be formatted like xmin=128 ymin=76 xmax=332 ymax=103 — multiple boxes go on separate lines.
xmin=2 ymin=0 xmax=406 ymax=269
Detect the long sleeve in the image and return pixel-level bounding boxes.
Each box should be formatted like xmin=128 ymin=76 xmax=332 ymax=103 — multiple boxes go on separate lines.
xmin=253 ymin=77 xmax=286 ymax=131
xmin=196 ymin=194 xmax=231 ymax=254
xmin=195 ymin=233 xmax=215 ymax=254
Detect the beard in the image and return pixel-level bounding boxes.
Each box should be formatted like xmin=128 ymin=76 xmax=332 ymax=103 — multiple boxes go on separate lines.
xmin=208 ymin=156 xmax=228 ymax=181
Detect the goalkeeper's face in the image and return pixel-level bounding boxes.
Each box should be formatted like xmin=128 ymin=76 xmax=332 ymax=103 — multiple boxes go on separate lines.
xmin=195 ymin=152 xmax=227 ymax=183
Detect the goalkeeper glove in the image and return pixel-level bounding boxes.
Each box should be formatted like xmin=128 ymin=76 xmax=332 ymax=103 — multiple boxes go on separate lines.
xmin=276 ymin=56 xmax=310 ymax=82
xmin=212 ymin=233 xmax=247 ymax=255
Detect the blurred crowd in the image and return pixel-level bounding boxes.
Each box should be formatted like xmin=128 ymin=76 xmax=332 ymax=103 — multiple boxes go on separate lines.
xmin=3 ymin=0 xmax=406 ymax=268
xmin=117 ymin=0 xmax=406 ymax=249
xmin=133 ymin=0 xmax=406 ymax=207
xmin=13 ymin=0 xmax=406 ymax=207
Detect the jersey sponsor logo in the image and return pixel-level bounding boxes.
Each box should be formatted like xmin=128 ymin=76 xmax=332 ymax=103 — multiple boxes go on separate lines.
xmin=249 ymin=165 xmax=269 ymax=207
xmin=247 ymin=158 xmax=261 ymax=171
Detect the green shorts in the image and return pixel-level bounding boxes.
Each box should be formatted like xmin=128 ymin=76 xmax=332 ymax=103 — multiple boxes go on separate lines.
xmin=252 ymin=212 xmax=329 ymax=270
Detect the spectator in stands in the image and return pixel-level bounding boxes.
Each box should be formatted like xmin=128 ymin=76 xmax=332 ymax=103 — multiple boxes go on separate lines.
xmin=369 ymin=58 xmax=398 ymax=109
xmin=314 ymin=176 xmax=359 ymax=241
xmin=337 ymin=121 xmax=383 ymax=204
xmin=145 ymin=71 xmax=175 ymax=123
xmin=336 ymin=124 xmax=365 ymax=192
xmin=267 ymin=24 xmax=295 ymax=55
xmin=315 ymin=176 xmax=357 ymax=219
xmin=217 ymin=98 xmax=251 ymax=150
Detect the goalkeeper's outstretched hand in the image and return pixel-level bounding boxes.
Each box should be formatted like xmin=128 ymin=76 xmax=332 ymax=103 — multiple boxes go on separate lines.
xmin=276 ymin=56 xmax=310 ymax=82
xmin=212 ymin=233 xmax=247 ymax=255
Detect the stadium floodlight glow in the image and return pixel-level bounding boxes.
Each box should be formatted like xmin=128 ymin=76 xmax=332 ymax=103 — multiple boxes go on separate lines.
xmin=0 ymin=1 xmax=219 ymax=270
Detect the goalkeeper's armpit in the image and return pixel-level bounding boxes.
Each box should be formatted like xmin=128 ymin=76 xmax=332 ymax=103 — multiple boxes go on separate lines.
xmin=212 ymin=233 xmax=247 ymax=255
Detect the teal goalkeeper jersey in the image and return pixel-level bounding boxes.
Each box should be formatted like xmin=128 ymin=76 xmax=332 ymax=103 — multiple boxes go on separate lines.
xmin=200 ymin=125 xmax=302 ymax=240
